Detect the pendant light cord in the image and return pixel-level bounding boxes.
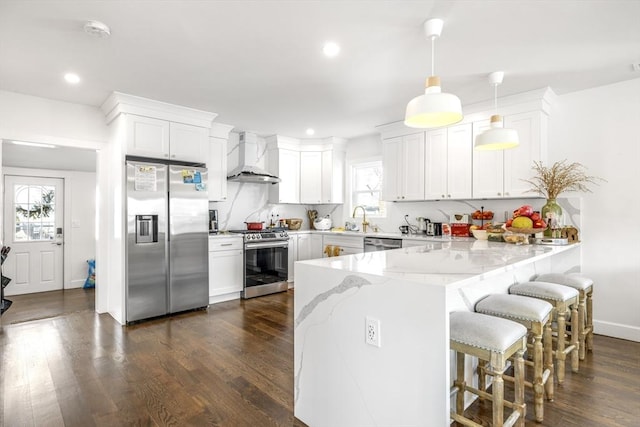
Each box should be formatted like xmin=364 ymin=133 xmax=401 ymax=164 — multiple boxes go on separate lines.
xmin=494 ymin=83 xmax=498 ymax=115
xmin=430 ymin=36 xmax=436 ymax=77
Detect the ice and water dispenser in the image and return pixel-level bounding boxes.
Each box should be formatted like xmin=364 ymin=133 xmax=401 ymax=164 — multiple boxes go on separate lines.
xmin=135 ymin=215 xmax=158 ymax=243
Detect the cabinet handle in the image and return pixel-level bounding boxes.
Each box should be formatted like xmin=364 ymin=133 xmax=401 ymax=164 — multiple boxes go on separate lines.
xmin=220 ymin=243 xmax=233 ymax=247
xmin=505 ymin=192 xmax=510 ymax=196
xmin=497 ymin=192 xmax=502 ymax=196
xmin=448 ymin=194 xmax=451 ymax=198
xmin=441 ymin=194 xmax=445 ymax=198
xmin=402 ymin=196 xmax=405 ymax=199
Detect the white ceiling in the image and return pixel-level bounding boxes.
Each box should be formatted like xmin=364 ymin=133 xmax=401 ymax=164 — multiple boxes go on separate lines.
xmin=1 ymin=0 xmax=639 ymax=140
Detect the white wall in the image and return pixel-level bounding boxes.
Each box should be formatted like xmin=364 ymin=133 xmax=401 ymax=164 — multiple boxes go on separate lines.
xmin=0 ymin=90 xmax=109 ymax=313
xmin=549 ymin=78 xmax=640 ymax=341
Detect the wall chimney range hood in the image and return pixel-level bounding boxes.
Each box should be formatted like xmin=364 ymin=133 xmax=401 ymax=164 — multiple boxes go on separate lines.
xmin=227 ymin=132 xmax=280 ymax=184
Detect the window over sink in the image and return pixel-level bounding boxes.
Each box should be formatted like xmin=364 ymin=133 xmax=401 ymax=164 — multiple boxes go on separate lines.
xmin=349 ymin=159 xmax=386 ymax=218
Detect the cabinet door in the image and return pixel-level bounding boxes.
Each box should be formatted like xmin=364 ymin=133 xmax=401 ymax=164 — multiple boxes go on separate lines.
xmin=169 ymin=122 xmax=209 ymax=163
xmin=447 ymin=123 xmax=473 ymax=199
xmin=300 ymin=151 xmax=322 ymax=204
xmin=208 ymin=249 xmax=243 ymax=296
xmin=309 ymin=234 xmax=324 ymax=259
xmin=402 ymin=133 xmax=426 ymax=200
xmin=297 ymin=234 xmax=311 ymax=261
xmin=288 ymin=236 xmax=297 ymax=282
xmin=425 ymin=128 xmax=448 ymax=199
xmin=126 ymin=115 xmax=170 ymax=158
xmin=208 ymin=137 xmax=227 ymax=201
xmin=278 ymin=149 xmax=300 ymax=203
xmin=321 ymin=150 xmax=343 ymax=204
xmin=503 ymin=111 xmax=544 ymax=197
xmin=381 ymin=138 xmax=401 ymax=201
xmin=472 ymin=120 xmax=505 ymax=198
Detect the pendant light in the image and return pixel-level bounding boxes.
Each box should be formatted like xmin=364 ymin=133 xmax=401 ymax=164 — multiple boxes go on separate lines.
xmin=474 ymin=71 xmax=519 ymax=150
xmin=404 ymin=18 xmax=463 ymax=128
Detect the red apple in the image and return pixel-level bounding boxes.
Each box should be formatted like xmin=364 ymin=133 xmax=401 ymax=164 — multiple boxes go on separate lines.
xmin=513 ymin=209 xmax=520 ymax=218
xmin=533 ymin=219 xmax=547 ymax=229
xmin=530 ymin=211 xmax=541 ymax=221
xmin=506 ymin=218 xmax=514 ymax=227
xmin=517 ymin=205 xmax=534 ymax=217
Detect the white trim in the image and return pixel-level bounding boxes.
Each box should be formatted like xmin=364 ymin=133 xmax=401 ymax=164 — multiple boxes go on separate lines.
xmin=208 ymin=292 xmax=241 ymax=305
xmin=594 ymin=320 xmax=640 ymax=343
xmin=101 ymin=91 xmax=218 ymax=127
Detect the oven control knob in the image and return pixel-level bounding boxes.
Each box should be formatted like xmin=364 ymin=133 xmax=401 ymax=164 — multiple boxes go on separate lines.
xmin=255 ymin=234 xmax=261 ymax=240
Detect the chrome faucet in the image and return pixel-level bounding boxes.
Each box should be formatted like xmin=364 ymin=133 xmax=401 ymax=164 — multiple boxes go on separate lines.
xmin=352 ymin=205 xmax=369 ymax=233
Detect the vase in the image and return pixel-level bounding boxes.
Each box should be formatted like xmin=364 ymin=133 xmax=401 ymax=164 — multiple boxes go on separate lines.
xmin=541 ymin=199 xmax=563 ymax=237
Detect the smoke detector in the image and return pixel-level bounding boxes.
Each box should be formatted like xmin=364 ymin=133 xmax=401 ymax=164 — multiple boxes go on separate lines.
xmin=83 ymin=20 xmax=111 ymax=38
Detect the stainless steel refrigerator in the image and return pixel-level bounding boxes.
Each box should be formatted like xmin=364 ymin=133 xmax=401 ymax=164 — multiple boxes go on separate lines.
xmin=126 ymin=160 xmax=209 ymax=323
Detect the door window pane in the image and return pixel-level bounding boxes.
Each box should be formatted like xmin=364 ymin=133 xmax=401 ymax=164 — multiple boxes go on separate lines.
xmin=14 ymin=185 xmax=56 ymax=241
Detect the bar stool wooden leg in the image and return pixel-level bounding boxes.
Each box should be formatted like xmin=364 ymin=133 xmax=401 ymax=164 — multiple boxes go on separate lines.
xmin=455 ymin=351 xmax=465 ymax=416
xmin=586 ymin=287 xmax=594 ymax=352
xmin=514 ymin=348 xmax=526 ymax=427
xmin=532 ymin=323 xmax=544 ymax=421
xmin=570 ymin=301 xmax=580 ymax=373
xmin=543 ymin=318 xmax=555 ymax=401
xmin=577 ymin=289 xmax=587 ymax=360
xmin=556 ymin=307 xmax=568 ymax=384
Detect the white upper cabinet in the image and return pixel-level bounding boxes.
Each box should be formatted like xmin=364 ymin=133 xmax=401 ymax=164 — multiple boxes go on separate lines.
xmin=300 ymin=151 xmax=323 ymax=204
xmin=446 ymin=123 xmax=473 ymax=199
xmin=268 ymin=148 xmax=300 ymax=204
xmin=267 ymin=136 xmax=345 ymax=205
xmin=382 ymin=132 xmax=425 ymax=201
xmin=473 ymin=110 xmax=547 ymax=198
xmin=425 ymin=124 xmax=472 ymax=200
xmin=169 ymin=122 xmax=209 ymax=162
xmin=321 ymin=149 xmax=344 ymax=204
xmin=503 ymin=111 xmax=545 ymax=198
xmin=126 ymin=115 xmax=170 ymax=158
xmin=125 ymin=115 xmax=209 ymax=163
xmin=208 ymin=137 xmax=228 ymax=201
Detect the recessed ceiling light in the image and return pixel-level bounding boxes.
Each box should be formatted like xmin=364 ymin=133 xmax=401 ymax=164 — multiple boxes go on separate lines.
xmin=305 ymin=128 xmax=315 ymax=136
xmin=84 ymin=20 xmax=111 ymax=38
xmin=322 ymin=42 xmax=340 ymax=57
xmin=11 ymin=140 xmax=56 ymax=149
xmin=64 ymin=73 xmax=81 ymax=84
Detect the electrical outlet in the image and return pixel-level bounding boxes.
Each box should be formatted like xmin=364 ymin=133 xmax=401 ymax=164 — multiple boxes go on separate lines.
xmin=365 ymin=316 xmax=381 ymax=347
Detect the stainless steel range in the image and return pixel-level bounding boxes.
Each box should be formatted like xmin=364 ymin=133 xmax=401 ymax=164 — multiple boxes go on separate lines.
xmin=229 ymin=229 xmax=289 ymax=298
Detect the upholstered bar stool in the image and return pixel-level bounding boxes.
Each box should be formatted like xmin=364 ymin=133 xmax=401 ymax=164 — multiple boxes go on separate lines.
xmin=450 ymin=311 xmax=527 ymax=427
xmin=535 ymin=273 xmax=594 ymax=360
xmin=475 ymin=294 xmax=554 ymax=422
xmin=509 ymin=281 xmax=580 ymax=384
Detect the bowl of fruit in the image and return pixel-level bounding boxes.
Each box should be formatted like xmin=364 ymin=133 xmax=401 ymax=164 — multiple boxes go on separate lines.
xmin=505 ymin=205 xmax=547 ymax=235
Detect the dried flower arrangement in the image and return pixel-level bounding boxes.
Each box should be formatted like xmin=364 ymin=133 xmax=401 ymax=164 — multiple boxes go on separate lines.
xmin=523 ymin=160 xmax=604 ymax=199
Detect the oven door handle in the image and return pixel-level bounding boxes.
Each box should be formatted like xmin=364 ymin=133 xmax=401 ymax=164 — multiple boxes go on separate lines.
xmin=245 ymin=241 xmax=289 ymax=250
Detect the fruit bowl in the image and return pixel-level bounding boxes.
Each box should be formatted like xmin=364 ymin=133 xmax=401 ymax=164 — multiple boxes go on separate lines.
xmin=506 ymin=227 xmax=546 ymax=235
xmin=471 ymin=229 xmax=488 ymax=240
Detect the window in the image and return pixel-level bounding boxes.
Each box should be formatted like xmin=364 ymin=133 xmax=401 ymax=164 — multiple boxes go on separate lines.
xmin=350 ymin=160 xmax=386 ymax=217
xmin=14 ymin=184 xmax=56 ymax=241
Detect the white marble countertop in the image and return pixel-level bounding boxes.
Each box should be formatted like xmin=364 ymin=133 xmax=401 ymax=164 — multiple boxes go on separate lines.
xmin=297 ymin=240 xmax=579 ymax=288
xmin=283 ymin=229 xmax=477 ymax=241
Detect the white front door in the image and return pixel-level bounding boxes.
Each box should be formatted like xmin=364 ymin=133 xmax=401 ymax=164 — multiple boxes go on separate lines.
xmin=3 ymin=176 xmax=64 ymax=295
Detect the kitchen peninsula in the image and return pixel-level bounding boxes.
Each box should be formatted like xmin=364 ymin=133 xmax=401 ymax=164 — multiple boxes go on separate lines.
xmin=294 ymin=239 xmax=580 ymax=426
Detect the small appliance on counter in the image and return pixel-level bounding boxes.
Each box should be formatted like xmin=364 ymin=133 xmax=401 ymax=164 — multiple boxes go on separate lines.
xmin=417 ymin=217 xmax=430 ymax=234
xmin=209 ymin=209 xmax=218 ymax=233
xmin=314 ymin=215 xmax=332 ymax=231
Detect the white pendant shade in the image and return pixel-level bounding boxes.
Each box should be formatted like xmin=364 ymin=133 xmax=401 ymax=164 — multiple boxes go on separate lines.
xmin=475 ymin=115 xmax=519 ymax=150
xmin=405 ymin=77 xmax=463 ymax=128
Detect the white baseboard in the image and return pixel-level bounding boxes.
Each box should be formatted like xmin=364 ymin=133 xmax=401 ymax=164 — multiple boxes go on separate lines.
xmin=209 ymin=292 xmax=241 ymax=305
xmin=66 ymin=279 xmax=85 ymax=289
xmin=594 ymin=320 xmax=640 ymax=342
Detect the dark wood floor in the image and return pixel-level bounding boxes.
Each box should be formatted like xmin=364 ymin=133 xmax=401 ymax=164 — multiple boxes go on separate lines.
xmin=1 ymin=289 xmax=638 ymax=426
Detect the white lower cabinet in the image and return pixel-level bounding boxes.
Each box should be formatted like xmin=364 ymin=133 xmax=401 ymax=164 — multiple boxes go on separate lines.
xmin=310 ymin=234 xmax=324 ymax=259
xmin=208 ymin=237 xmax=243 ymax=302
xmin=322 ymin=235 xmax=364 ymax=257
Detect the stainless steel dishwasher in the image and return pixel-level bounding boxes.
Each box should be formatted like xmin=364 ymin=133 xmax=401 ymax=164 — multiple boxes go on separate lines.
xmin=364 ymin=237 xmax=403 ymax=252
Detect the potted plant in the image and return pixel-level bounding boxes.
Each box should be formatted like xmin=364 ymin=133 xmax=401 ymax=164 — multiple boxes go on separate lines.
xmin=523 ymin=160 xmax=603 ymax=237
